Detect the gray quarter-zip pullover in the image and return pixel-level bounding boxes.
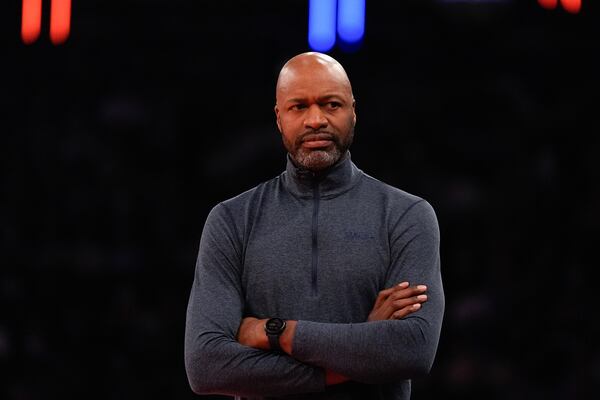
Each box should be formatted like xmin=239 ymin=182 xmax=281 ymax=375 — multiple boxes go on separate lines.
xmin=185 ymin=152 xmax=444 ymax=399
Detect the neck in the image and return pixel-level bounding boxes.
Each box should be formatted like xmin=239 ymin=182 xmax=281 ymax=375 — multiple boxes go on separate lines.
xmin=283 ymin=151 xmax=361 ymax=199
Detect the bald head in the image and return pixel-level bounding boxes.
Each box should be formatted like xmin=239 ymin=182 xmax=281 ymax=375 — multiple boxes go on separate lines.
xmin=273 ymin=52 xmax=356 ymax=172
xmin=276 ymin=52 xmax=353 ymax=104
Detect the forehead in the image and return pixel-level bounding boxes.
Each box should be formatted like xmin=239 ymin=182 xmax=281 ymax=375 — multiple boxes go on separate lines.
xmin=277 ymin=63 xmax=352 ymax=101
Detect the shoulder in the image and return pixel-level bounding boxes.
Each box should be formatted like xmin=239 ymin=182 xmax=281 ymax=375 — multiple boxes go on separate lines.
xmin=222 ymin=175 xmax=280 ymax=207
xmin=207 ymin=174 xmax=282 ymax=221
xmin=358 ymin=170 xmax=439 ymax=229
xmin=360 ymin=171 xmax=434 ymax=209
xmin=202 ymin=175 xmax=282 ymax=238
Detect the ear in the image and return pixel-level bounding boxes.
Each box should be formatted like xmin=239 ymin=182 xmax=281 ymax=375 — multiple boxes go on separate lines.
xmin=352 ymin=99 xmax=357 ymax=126
xmin=274 ymin=104 xmax=283 ymax=133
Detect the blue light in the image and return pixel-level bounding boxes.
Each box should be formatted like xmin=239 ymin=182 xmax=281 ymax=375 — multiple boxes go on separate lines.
xmin=308 ymin=0 xmax=337 ymax=52
xmin=337 ymin=0 xmax=365 ymax=44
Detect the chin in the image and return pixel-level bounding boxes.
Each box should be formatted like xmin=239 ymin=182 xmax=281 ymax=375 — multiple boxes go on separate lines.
xmin=296 ymin=149 xmax=340 ymax=172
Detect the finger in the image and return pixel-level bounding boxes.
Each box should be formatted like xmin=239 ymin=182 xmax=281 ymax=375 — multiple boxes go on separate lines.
xmin=391 ymin=303 xmax=422 ymax=319
xmin=389 ymin=285 xmax=427 ymax=301
xmin=391 ymin=294 xmax=427 ymax=310
xmin=378 ymin=282 xmax=409 ymax=298
xmin=377 ymin=285 xmax=423 ymax=318
xmin=374 ymin=291 xmax=410 ymax=320
xmin=396 ymin=281 xmax=410 ymax=289
xmin=374 ymin=282 xmax=409 ymax=308
xmin=383 ymin=293 xmax=427 ymax=320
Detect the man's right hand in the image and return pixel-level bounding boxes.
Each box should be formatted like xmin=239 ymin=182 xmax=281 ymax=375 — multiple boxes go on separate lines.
xmin=367 ymin=282 xmax=428 ymax=321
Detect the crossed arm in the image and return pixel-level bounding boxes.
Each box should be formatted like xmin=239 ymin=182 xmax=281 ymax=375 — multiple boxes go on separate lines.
xmin=236 ymin=282 xmax=429 ymax=385
xmin=184 ymin=200 xmax=444 ymax=397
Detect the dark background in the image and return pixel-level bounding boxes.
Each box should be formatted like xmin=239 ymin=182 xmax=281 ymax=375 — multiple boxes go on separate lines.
xmin=1 ymin=0 xmax=597 ymax=399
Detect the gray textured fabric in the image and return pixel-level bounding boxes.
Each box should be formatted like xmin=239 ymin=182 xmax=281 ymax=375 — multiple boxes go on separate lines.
xmin=184 ymin=153 xmax=444 ymax=399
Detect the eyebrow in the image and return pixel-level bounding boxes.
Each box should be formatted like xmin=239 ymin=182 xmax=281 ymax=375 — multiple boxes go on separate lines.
xmin=285 ymin=94 xmax=346 ymax=104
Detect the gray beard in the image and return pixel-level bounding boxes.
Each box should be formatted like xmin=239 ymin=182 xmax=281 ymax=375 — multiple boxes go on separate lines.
xmin=293 ymin=147 xmax=342 ymax=172
xmin=284 ymin=128 xmax=354 ymax=172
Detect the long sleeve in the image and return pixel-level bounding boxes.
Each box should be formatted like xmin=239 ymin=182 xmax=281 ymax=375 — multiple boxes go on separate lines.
xmin=291 ymin=200 xmax=444 ymax=384
xmin=184 ymin=204 xmax=325 ymax=397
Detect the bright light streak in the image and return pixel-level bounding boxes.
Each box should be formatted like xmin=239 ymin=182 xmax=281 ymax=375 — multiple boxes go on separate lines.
xmin=308 ymin=0 xmax=337 ymax=52
xmin=560 ymin=0 xmax=581 ymax=14
xmin=50 ymin=0 xmax=71 ymax=45
xmin=21 ymin=0 xmax=42 ymax=45
xmin=337 ymin=0 xmax=365 ymax=44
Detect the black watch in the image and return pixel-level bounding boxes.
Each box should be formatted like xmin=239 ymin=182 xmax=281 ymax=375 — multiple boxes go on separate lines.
xmin=264 ymin=318 xmax=287 ymax=352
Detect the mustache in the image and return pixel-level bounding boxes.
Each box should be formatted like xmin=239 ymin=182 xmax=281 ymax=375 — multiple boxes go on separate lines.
xmin=297 ymin=131 xmax=337 ymax=145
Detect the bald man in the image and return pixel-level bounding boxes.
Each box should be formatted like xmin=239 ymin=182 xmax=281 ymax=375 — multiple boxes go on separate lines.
xmin=184 ymin=52 xmax=444 ymax=400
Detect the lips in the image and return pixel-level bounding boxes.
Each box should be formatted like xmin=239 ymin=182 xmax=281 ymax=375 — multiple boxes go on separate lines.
xmin=302 ymin=133 xmax=334 ymax=142
xmin=300 ymin=133 xmax=335 ymax=149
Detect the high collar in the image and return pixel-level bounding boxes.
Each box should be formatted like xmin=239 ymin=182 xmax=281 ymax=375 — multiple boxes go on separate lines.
xmin=282 ymin=151 xmax=362 ymax=199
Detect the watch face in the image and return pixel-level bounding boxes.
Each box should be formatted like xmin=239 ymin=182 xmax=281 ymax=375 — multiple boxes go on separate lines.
xmin=265 ymin=318 xmax=285 ymax=334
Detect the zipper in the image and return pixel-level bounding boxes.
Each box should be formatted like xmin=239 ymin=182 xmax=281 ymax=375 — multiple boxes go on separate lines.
xmin=311 ymin=182 xmax=320 ymax=295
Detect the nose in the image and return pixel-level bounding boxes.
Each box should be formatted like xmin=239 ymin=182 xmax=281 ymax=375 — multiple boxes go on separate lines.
xmin=304 ymin=104 xmax=328 ymax=130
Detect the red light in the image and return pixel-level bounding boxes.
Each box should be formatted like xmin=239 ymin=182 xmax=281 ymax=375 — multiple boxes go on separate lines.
xmin=560 ymin=0 xmax=581 ymax=14
xmin=50 ymin=0 xmax=71 ymax=45
xmin=21 ymin=0 xmax=42 ymax=44
xmin=538 ymin=0 xmax=558 ymax=9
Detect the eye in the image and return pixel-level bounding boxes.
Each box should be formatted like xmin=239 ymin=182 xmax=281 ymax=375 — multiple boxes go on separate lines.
xmin=290 ymin=104 xmax=307 ymax=111
xmin=327 ymin=102 xmax=341 ymax=109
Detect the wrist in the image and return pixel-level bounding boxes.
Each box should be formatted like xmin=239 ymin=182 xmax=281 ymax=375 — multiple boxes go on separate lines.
xmin=279 ymin=320 xmax=297 ymax=355
xmin=260 ymin=318 xmax=297 ymax=354
xmin=256 ymin=318 xmax=271 ymax=350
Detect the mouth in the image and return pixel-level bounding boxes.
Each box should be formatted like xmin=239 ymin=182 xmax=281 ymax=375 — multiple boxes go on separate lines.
xmin=301 ymin=133 xmax=335 ymax=149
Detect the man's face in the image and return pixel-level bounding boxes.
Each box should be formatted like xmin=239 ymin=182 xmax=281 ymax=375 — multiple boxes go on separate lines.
xmin=275 ymin=63 xmax=356 ymax=172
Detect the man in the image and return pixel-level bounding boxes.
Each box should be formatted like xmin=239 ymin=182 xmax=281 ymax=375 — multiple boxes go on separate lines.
xmin=184 ymin=52 xmax=444 ymax=399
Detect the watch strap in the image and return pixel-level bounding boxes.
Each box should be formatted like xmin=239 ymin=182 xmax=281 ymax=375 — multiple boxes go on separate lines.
xmin=267 ymin=333 xmax=282 ymax=352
